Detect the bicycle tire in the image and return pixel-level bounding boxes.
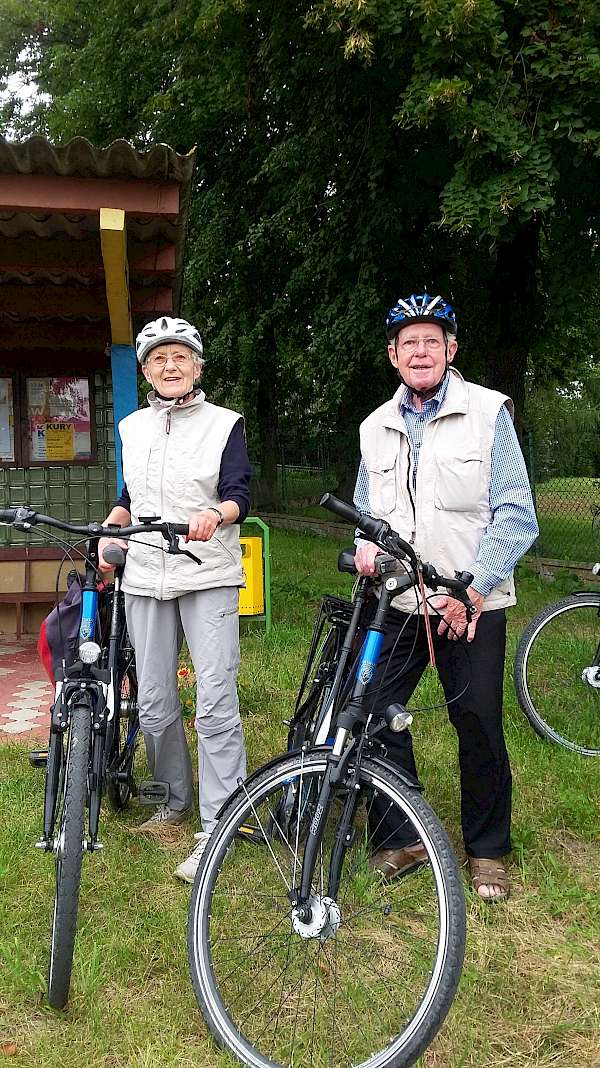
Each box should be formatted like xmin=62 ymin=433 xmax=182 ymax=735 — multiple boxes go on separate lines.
xmin=514 ymin=592 xmax=600 ymax=756
xmin=106 ymin=657 xmax=139 ymax=811
xmin=47 ymin=700 xmax=90 ymax=1009
xmin=188 ymin=749 xmax=466 ymax=1068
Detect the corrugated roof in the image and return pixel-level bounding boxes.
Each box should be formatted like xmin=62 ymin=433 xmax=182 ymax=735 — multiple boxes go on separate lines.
xmin=0 ymin=135 xmax=195 ymax=184
xmin=0 ymin=136 xmax=196 ymax=337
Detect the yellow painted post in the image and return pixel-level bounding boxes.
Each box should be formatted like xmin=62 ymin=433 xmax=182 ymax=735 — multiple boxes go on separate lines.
xmin=99 ymin=207 xmax=133 ymax=345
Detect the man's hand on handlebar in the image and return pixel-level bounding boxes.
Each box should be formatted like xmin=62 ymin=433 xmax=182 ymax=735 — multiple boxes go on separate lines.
xmin=354 ymin=542 xmax=383 ymax=576
xmin=435 ymin=586 xmax=484 ymax=643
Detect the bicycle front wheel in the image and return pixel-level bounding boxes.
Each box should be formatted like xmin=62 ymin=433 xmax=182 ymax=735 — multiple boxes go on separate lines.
xmin=47 ymin=700 xmax=90 ymax=1009
xmin=188 ymin=750 xmax=466 ymax=1068
xmin=514 ymin=593 xmax=600 ymax=755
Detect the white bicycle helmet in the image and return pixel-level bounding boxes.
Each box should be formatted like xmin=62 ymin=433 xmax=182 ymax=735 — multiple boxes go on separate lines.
xmin=135 ymin=316 xmax=204 ymax=363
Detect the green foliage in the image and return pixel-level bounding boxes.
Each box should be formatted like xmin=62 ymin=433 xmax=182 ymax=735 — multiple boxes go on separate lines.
xmin=1 ymin=0 xmax=599 ymax=485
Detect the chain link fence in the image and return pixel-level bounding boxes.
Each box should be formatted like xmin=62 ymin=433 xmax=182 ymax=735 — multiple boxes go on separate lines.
xmin=525 ymin=429 xmax=600 ymax=565
xmin=251 ymin=426 xmax=600 ymax=566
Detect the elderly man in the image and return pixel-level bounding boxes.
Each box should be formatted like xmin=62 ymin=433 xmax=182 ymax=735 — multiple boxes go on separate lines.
xmin=99 ymin=316 xmax=251 ymax=883
xmin=354 ymin=293 xmax=538 ymax=901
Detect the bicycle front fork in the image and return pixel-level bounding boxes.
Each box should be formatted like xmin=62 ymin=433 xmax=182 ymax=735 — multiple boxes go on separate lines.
xmin=291 ymin=725 xmax=358 ymax=919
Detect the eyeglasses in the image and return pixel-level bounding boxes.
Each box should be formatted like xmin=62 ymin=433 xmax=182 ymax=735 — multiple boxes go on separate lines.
xmin=147 ymin=353 xmax=195 ymax=368
xmin=397 ymin=337 xmax=443 ymax=353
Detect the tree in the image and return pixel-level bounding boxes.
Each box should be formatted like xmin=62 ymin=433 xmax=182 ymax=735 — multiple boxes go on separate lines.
xmin=1 ymin=0 xmax=599 ymax=499
xmin=312 ymin=0 xmax=600 ymax=423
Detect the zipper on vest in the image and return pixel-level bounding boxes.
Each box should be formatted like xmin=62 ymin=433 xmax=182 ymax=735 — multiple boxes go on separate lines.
xmin=405 ymin=439 xmax=417 ymax=544
xmin=159 ymin=414 xmax=171 ymax=598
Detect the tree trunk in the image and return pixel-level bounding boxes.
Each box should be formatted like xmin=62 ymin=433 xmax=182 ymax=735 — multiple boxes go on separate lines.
xmin=255 ymin=338 xmax=281 ymax=510
xmin=484 ymin=220 xmax=541 ymax=436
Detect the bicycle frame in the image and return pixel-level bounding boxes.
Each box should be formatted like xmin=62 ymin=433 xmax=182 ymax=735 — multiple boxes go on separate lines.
xmin=292 ymin=569 xmax=419 ymax=916
xmin=41 ymin=537 xmax=113 ymax=852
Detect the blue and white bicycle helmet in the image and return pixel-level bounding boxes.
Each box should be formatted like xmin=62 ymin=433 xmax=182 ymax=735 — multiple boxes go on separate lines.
xmin=135 ymin=316 xmax=204 ymax=364
xmin=385 ymin=293 xmax=457 ymax=341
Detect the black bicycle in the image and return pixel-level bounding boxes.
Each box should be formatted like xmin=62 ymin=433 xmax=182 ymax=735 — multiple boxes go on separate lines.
xmin=0 ymin=506 xmax=194 ymax=1008
xmin=188 ymin=493 xmax=473 ymax=1068
xmin=513 ymin=577 xmax=600 ymax=756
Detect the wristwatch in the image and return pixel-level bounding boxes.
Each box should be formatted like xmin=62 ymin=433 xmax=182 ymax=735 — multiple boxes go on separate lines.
xmin=207 ymin=507 xmax=224 ymax=526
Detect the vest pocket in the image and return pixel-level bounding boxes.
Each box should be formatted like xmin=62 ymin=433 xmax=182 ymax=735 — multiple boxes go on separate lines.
xmin=434 ymin=456 xmax=484 ymax=511
xmin=368 ymin=460 xmax=397 ymax=515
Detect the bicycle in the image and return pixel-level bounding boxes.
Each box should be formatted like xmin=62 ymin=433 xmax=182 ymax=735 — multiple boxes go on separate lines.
xmin=513 ymin=567 xmax=600 ymax=756
xmin=0 ymin=506 xmax=193 ymax=1009
xmin=188 ymin=493 xmax=474 ymax=1068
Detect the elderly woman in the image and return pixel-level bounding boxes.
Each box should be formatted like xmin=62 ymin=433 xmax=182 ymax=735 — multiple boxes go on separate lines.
xmin=99 ymin=316 xmax=251 ymax=883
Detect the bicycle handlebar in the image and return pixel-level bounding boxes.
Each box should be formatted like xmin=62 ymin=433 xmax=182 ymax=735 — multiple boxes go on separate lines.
xmin=321 ymin=493 xmax=474 ymax=610
xmin=0 ymin=506 xmax=189 ymax=540
xmin=320 ymin=492 xmax=419 ymax=566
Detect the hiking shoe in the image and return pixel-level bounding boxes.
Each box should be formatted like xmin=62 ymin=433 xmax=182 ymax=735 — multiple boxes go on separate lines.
xmin=174 ymin=832 xmax=211 ymax=883
xmin=137 ymin=804 xmax=190 ymax=833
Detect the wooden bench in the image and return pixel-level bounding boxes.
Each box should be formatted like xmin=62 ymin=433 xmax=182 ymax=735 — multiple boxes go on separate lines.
xmin=0 ymin=547 xmax=71 ymax=640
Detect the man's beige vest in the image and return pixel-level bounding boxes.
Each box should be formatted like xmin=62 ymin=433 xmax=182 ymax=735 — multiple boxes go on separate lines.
xmin=119 ymin=390 xmax=244 ymax=600
xmin=359 ymin=368 xmax=516 ymax=613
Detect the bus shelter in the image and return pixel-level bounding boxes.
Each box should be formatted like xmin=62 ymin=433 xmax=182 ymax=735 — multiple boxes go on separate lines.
xmin=0 ymin=135 xmax=195 ymax=636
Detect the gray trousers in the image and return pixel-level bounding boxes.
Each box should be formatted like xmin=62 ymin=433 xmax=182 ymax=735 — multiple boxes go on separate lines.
xmin=125 ymin=587 xmax=247 ymax=833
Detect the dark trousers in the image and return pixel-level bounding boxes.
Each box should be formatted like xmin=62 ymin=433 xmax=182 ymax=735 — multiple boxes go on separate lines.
xmin=368 ymin=608 xmax=511 ymax=859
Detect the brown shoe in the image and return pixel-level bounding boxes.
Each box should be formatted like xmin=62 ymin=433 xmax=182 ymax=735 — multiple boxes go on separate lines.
xmin=468 ymin=856 xmax=510 ymax=902
xmin=368 ymin=842 xmax=428 ymax=880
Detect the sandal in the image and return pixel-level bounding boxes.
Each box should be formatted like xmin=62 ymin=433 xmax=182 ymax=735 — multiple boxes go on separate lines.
xmin=369 ymin=842 xmax=429 ymax=880
xmin=468 ymin=856 xmax=510 ymax=902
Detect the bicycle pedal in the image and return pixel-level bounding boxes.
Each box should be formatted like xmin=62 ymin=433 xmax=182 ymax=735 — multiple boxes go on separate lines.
xmin=138 ymin=779 xmax=170 ymax=805
xmin=29 ymin=750 xmax=48 ymax=768
xmin=236 ymin=823 xmax=267 ymax=845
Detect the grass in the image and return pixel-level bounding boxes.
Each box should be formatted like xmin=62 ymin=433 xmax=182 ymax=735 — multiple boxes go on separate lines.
xmin=1 ymin=528 xmax=600 ymax=1067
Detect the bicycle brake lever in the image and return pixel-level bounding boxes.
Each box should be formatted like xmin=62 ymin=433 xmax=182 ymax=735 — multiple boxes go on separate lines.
xmin=164 ymin=524 xmax=203 ymax=566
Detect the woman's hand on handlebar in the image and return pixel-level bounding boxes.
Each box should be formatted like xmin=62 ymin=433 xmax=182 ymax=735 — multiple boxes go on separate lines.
xmin=435 ymin=586 xmax=484 ymax=643
xmin=98 ymin=536 xmax=129 ymax=574
xmin=355 ymin=542 xmax=382 ymax=576
xmin=185 ymin=509 xmax=222 ymax=543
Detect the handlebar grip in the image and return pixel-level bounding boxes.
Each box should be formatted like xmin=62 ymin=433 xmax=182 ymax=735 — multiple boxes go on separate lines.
xmin=102 ymin=544 xmax=127 ymax=568
xmin=319 ymin=493 xmax=361 ymax=525
xmin=0 ymin=508 xmax=18 ymax=524
xmin=319 ymin=493 xmax=388 ymax=541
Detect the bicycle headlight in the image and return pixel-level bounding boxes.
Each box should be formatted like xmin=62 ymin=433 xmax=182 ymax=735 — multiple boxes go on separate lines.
xmin=79 ymin=641 xmax=101 ymax=665
xmin=384 ymin=703 xmax=413 ymax=733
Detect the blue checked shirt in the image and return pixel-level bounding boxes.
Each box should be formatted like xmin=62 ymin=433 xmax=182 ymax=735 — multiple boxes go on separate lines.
xmin=353 ymin=373 xmax=539 ymax=597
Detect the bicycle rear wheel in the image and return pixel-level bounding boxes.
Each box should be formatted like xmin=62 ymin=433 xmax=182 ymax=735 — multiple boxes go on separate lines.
xmin=188 ymin=750 xmax=466 ymax=1068
xmin=514 ymin=593 xmax=600 ymax=755
xmin=47 ymin=700 xmax=90 ymax=1009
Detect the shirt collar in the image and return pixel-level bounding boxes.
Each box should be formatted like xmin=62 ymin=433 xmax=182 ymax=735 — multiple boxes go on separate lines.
xmin=399 ymin=371 xmax=450 ymax=415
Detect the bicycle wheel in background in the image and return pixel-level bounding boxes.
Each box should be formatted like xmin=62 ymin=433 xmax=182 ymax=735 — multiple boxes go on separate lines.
xmin=47 ymin=700 xmax=90 ymax=1009
xmin=106 ymin=637 xmax=139 ymax=810
xmin=188 ymin=750 xmax=466 ymax=1068
xmin=514 ymin=592 xmax=600 ymax=756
